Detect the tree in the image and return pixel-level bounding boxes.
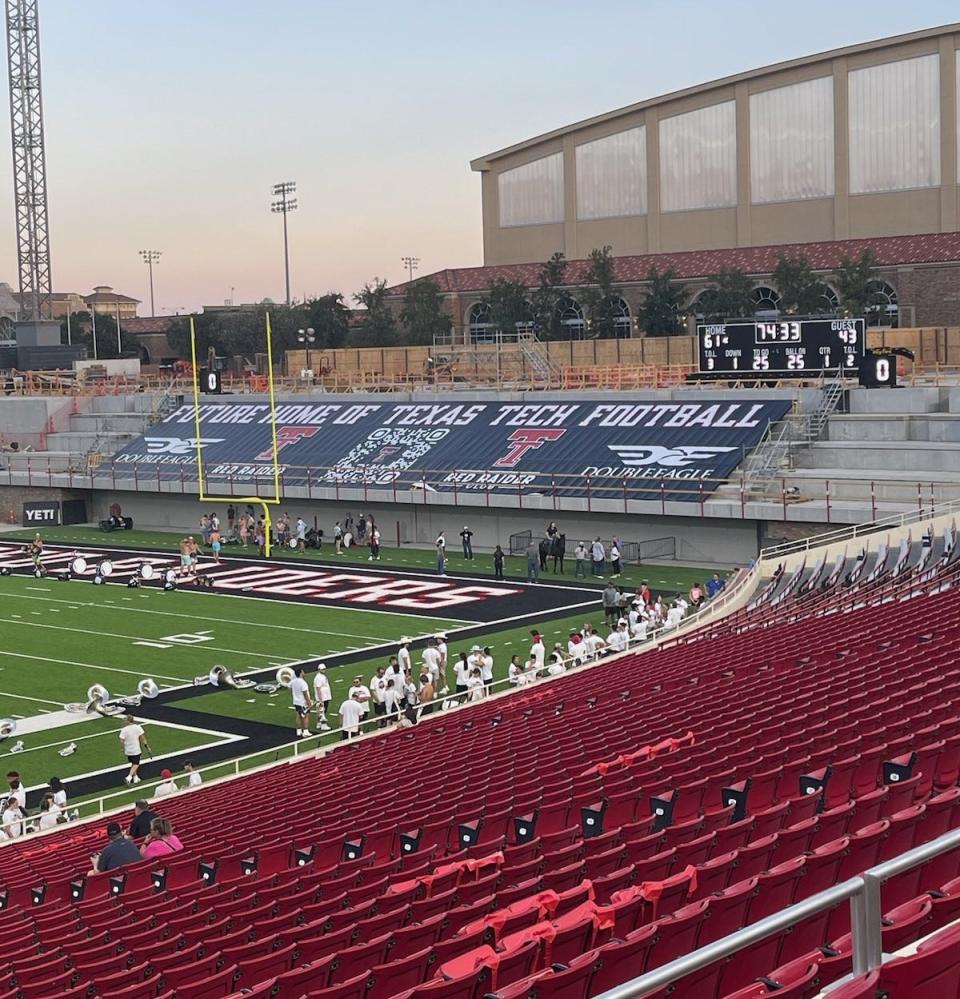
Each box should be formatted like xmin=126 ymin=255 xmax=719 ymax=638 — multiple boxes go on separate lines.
xmin=353 ymin=278 xmax=399 ymax=347
xmin=305 ymin=293 xmax=350 ymax=350
xmin=60 ymin=310 xmax=139 ymax=359
xmin=531 ymin=251 xmax=567 ymax=339
xmin=579 ymin=245 xmax=621 ymax=339
xmin=635 ymin=267 xmax=687 ymax=336
xmin=399 ymin=278 xmax=451 ymax=346
xmin=773 ymin=253 xmax=833 ymax=315
xmin=699 ymin=267 xmax=754 ymax=322
xmin=488 ymin=278 xmax=532 ymax=334
xmin=832 ymin=248 xmax=879 ymax=318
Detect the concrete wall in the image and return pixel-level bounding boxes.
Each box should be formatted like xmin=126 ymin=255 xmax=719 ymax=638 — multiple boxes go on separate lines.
xmin=79 ymin=489 xmax=760 ymax=568
xmin=474 ymin=26 xmax=960 ymax=265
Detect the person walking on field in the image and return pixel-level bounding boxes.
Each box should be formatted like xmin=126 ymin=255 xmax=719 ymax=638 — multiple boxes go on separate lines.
xmin=436 ymin=531 xmax=447 ymax=575
xmin=591 ymin=537 xmax=606 ymax=576
xmin=119 ymin=716 xmax=152 ymax=786
xmin=574 ymin=541 xmax=587 ymax=578
xmin=290 ymin=666 xmax=313 ymax=739
xmin=460 ymin=526 xmax=474 ymax=560
xmin=334 ymin=521 xmax=343 ymax=554
xmin=526 ymin=540 xmax=539 ymax=583
xmin=493 ymin=544 xmax=505 ymax=580
xmin=610 ymin=539 xmax=622 ymax=578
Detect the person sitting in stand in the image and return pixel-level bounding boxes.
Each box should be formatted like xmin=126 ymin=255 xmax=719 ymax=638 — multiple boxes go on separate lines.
xmin=140 ymin=817 xmax=184 ymax=860
xmin=88 ymin=821 xmax=141 ymax=875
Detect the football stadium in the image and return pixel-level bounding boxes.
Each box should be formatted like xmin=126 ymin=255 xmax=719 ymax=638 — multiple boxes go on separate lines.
xmin=1 ymin=6 xmax=960 ymax=999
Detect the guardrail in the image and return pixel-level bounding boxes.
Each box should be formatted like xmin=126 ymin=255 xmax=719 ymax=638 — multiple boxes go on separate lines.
xmin=5 ymin=457 xmax=958 ymax=524
xmin=759 ymin=495 xmax=960 ymax=560
xmin=594 ymin=825 xmax=960 ymax=998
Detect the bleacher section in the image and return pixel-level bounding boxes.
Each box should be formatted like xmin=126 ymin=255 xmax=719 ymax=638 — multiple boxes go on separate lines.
xmin=0 ymin=513 xmax=958 ymax=997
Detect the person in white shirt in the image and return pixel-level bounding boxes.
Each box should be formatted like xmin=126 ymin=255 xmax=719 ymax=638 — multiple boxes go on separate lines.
xmin=382 ymin=679 xmax=401 ymax=722
xmin=1 ymin=796 xmax=24 ymax=840
xmin=370 ymin=667 xmax=388 ymax=728
xmin=5 ymin=771 xmax=25 ymax=809
xmin=296 ymin=517 xmax=307 ymax=552
xmin=665 ymin=601 xmax=685 ymax=629
xmin=154 ymin=768 xmax=178 ymax=798
xmin=436 ymin=532 xmax=446 ymax=575
xmin=453 ymin=653 xmax=472 ymax=701
xmin=591 ymin=538 xmax=606 ymax=576
xmin=183 ymin=762 xmax=202 ymax=788
xmin=421 ymin=640 xmax=441 ymax=688
xmin=347 ymin=676 xmax=371 ymax=720
xmin=38 ymin=795 xmax=61 ymax=831
xmin=507 ymin=655 xmax=526 ymax=686
xmin=339 ymin=693 xmax=364 ymax=740
xmin=527 ymin=630 xmax=546 ymax=674
xmin=119 ymin=716 xmax=152 ymax=786
xmin=402 ymin=672 xmax=418 ymax=709
xmin=480 ymin=647 xmax=494 ymax=692
xmin=435 ymin=633 xmax=449 ymax=694
xmin=567 ymin=631 xmax=587 ymax=665
xmin=547 ymin=644 xmax=567 ymax=675
xmin=629 ymin=614 xmax=648 ymax=641
xmin=397 ymin=638 xmax=412 ymax=676
xmin=313 ymin=664 xmax=332 ymax=731
xmin=289 ymin=666 xmax=313 ymax=739
xmin=48 ymin=777 xmax=67 ymax=809
xmin=606 ymin=621 xmax=628 ymax=653
xmin=466 ymin=668 xmax=485 ymax=701
xmin=583 ymin=626 xmax=606 ymax=659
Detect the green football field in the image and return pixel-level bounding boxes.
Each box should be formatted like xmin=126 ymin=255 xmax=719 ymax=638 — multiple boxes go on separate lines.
xmin=8 ymin=525 xmax=715 ymax=595
xmin=0 ymin=529 xmax=719 ymax=815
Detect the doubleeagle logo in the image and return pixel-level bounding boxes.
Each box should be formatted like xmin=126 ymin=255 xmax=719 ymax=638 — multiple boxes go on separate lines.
xmin=605 ymin=444 xmax=739 ymax=467
xmin=144 ymin=437 xmax=225 ymax=455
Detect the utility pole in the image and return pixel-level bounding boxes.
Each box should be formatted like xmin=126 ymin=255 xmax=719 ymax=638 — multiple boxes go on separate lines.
xmin=271 ymin=181 xmax=297 ymax=307
xmin=5 ymin=0 xmax=53 ymax=321
xmin=401 ymin=256 xmax=419 ymax=283
xmin=139 ymin=249 xmax=161 ymax=316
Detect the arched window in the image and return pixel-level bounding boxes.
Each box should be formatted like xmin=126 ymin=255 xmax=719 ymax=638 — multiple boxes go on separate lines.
xmin=815 ymin=283 xmax=839 ymax=314
xmin=865 ymin=280 xmax=898 ymax=327
xmin=611 ymin=297 xmax=631 ymax=338
xmin=467 ymin=302 xmax=494 ymax=343
xmin=555 ymin=296 xmax=585 ymax=339
xmin=689 ymin=289 xmax=711 ymax=320
xmin=751 ymin=286 xmax=782 ymax=316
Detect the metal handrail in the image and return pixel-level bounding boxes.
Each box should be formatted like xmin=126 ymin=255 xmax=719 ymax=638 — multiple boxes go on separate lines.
xmin=760 ymin=496 xmax=960 ymax=560
xmin=594 ymin=825 xmax=960 ymax=999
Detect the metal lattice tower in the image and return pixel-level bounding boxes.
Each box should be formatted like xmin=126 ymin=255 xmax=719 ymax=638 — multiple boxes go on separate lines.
xmin=5 ymin=0 xmax=51 ymax=321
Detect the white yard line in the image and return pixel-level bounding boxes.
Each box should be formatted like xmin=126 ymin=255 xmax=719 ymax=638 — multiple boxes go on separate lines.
xmin=0 ymin=615 xmax=291 ymax=662
xmin=0 ymin=688 xmax=62 ymax=707
xmin=0 ymin=589 xmax=465 ymax=642
xmin=0 ymin=649 xmax=187 ymax=684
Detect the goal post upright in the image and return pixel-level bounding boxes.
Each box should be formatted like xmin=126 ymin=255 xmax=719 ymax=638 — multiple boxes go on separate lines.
xmin=189 ymin=313 xmax=282 ymax=557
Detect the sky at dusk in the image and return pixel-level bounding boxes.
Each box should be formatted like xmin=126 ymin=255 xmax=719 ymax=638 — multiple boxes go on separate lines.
xmin=0 ymin=0 xmax=956 ymax=313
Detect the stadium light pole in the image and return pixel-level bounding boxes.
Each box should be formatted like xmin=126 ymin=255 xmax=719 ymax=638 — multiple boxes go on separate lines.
xmin=401 ymin=256 xmax=419 ymax=282
xmin=139 ymin=250 xmax=161 ymax=317
xmin=271 ymin=182 xmax=297 ymax=308
xmin=297 ymin=326 xmax=315 ymax=375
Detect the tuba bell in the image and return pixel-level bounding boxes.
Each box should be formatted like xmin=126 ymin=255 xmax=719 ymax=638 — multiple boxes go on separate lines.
xmin=85 ymin=683 xmax=116 ymax=717
xmin=0 ymin=718 xmax=16 ymax=739
xmin=137 ymin=678 xmax=159 ymax=699
xmin=275 ymin=666 xmax=295 ymax=688
xmin=208 ymin=665 xmax=238 ymax=688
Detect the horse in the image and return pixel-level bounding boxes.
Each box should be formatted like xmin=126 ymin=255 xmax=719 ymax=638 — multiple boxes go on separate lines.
xmin=551 ymin=533 xmax=566 ymax=574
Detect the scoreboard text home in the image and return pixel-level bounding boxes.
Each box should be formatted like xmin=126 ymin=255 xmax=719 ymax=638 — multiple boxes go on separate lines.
xmin=698 ymin=319 xmax=866 ymax=376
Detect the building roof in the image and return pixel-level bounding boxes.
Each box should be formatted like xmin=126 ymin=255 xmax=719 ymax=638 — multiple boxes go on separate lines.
xmin=386 ymin=231 xmax=960 ymax=296
xmin=471 ymin=22 xmax=960 ymax=169
xmin=84 ymin=287 xmax=140 ymax=305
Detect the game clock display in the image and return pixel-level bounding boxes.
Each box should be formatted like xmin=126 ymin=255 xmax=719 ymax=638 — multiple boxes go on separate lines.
xmin=698 ymin=318 xmax=866 ymax=376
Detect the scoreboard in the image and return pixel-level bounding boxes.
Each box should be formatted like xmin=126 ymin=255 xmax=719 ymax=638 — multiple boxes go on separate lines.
xmin=697 ymin=318 xmax=866 ymax=376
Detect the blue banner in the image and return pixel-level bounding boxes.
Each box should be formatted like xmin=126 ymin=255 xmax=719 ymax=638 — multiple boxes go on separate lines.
xmin=100 ymin=398 xmax=791 ymax=501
